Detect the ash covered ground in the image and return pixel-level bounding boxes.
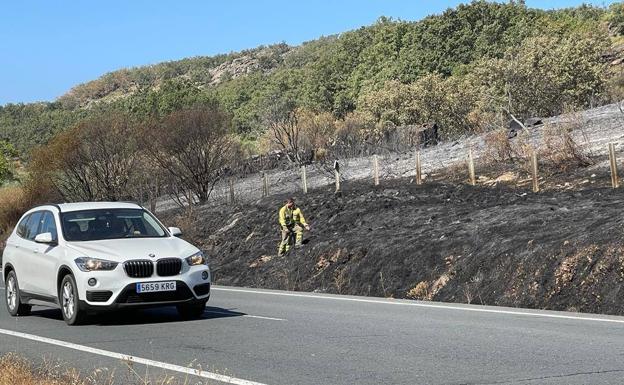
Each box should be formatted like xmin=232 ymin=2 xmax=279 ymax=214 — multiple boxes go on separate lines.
xmin=166 ymin=161 xmax=624 ymax=315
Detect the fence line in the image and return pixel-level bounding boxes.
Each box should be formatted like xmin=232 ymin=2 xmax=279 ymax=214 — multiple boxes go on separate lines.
xmin=156 ymin=142 xmax=621 ymax=212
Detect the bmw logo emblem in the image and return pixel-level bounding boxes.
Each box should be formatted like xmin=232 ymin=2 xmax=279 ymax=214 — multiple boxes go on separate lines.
xmin=148 ymin=253 xmax=156 ymax=258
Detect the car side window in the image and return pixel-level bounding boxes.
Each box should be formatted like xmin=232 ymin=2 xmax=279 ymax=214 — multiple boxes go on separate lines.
xmin=39 ymin=211 xmax=58 ymax=241
xmin=16 ymin=214 xmax=31 ymax=238
xmin=23 ymin=211 xmax=43 ymax=241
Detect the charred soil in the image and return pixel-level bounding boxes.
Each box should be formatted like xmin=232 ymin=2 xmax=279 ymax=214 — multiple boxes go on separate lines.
xmin=165 ymin=167 xmax=624 ymax=315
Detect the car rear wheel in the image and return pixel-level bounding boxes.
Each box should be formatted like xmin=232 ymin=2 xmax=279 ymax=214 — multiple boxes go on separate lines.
xmin=176 ymin=300 xmax=207 ymax=320
xmin=59 ymin=275 xmax=85 ymax=325
xmin=5 ymin=271 xmax=31 ymax=316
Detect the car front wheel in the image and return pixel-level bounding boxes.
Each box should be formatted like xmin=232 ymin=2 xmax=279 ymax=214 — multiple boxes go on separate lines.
xmin=5 ymin=271 xmax=31 ymax=316
xmin=59 ymin=275 xmax=85 ymax=325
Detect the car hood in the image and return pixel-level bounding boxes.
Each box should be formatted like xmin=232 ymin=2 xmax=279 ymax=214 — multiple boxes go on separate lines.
xmin=64 ymin=237 xmax=199 ymax=262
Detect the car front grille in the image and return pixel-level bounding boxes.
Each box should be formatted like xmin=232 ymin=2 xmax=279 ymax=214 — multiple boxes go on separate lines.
xmin=157 ymin=258 xmax=182 ymax=277
xmin=124 ymin=260 xmax=154 ymax=278
xmin=115 ymin=281 xmax=193 ymax=304
xmin=86 ymin=291 xmax=113 ymax=302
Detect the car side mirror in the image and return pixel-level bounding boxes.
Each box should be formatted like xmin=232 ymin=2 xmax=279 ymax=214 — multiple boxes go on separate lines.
xmin=35 ymin=232 xmax=57 ymax=245
xmin=169 ymin=227 xmax=182 ymax=237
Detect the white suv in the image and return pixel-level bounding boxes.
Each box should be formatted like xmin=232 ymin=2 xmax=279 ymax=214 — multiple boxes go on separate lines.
xmin=2 ymin=202 xmax=211 ymax=325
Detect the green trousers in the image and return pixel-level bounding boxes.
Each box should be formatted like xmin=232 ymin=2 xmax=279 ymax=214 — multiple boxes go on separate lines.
xmin=278 ymin=225 xmax=304 ymax=255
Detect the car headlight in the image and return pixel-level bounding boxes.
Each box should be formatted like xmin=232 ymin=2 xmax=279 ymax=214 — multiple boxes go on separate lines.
xmin=74 ymin=257 xmax=118 ymax=272
xmin=186 ymin=251 xmax=207 ymax=266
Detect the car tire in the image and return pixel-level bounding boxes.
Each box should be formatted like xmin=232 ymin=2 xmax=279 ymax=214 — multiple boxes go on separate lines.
xmin=176 ymin=300 xmax=207 ymax=320
xmin=5 ymin=271 xmax=31 ymax=316
xmin=59 ymin=275 xmax=85 ymax=326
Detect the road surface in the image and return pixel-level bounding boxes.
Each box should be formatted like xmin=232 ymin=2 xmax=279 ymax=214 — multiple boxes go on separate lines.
xmin=1 ymin=285 xmax=624 ymax=384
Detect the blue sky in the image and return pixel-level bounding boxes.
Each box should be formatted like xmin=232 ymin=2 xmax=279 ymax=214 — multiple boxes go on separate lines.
xmin=0 ymin=0 xmax=618 ymax=105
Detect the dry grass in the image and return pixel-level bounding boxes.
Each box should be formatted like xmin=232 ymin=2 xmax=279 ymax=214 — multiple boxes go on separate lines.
xmin=406 ymin=281 xmax=429 ymax=300
xmin=483 ymin=129 xmax=514 ymax=163
xmin=540 ymin=117 xmax=592 ymax=171
xmin=479 ymin=110 xmax=592 ymax=184
xmin=0 ymin=186 xmax=28 ymax=240
xmin=0 ymin=173 xmax=61 ymax=245
xmin=0 ymin=353 xmax=202 ymax=385
xmin=0 ymin=353 xmax=108 ymax=385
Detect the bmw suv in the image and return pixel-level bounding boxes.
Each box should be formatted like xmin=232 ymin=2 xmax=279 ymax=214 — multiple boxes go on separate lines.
xmin=2 ymin=202 xmax=211 ymax=325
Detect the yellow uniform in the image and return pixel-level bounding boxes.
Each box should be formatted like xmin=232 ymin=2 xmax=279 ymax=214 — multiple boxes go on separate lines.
xmin=278 ymin=205 xmax=308 ymax=255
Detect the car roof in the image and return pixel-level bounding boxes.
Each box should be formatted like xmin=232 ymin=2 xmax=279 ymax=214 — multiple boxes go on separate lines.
xmin=58 ymin=202 xmax=143 ymax=213
xmin=29 ymin=202 xmax=143 ymax=214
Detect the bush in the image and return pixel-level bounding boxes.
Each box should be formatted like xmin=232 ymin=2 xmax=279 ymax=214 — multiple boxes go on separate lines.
xmin=483 ymin=129 xmax=514 ymax=163
xmin=0 ymin=154 xmax=12 ymax=184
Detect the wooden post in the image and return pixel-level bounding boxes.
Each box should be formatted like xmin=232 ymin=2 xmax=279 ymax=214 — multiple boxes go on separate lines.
xmin=228 ymin=179 xmax=235 ymax=204
xmin=468 ymin=148 xmax=476 ymax=186
xmin=335 ymin=170 xmax=341 ymax=192
xmin=531 ymin=150 xmax=539 ymax=193
xmin=609 ymin=142 xmax=619 ymax=189
xmin=262 ymin=173 xmax=269 ymax=197
xmin=415 ymin=151 xmax=422 ymax=185
xmin=301 ymin=165 xmax=308 ymax=194
xmin=261 ymin=174 xmax=266 ymax=197
xmin=373 ymin=155 xmax=380 ymax=186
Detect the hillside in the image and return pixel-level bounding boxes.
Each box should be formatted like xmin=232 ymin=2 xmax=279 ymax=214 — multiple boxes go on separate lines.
xmin=57 ymin=43 xmax=294 ymax=108
xmin=166 ymin=171 xmax=624 ymax=316
xmin=151 ymin=98 xmax=624 ymax=315
xmin=1 ymin=1 xmax=623 ymax=158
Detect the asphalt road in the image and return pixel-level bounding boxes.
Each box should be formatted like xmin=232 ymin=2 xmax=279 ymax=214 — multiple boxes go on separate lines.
xmin=1 ymin=285 xmax=624 ymax=385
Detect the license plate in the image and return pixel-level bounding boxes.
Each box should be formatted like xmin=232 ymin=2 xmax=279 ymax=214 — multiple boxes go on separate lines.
xmin=136 ymin=281 xmax=177 ymax=293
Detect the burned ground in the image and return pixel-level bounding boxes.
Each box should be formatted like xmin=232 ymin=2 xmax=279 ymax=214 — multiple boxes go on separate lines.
xmin=166 ymin=162 xmax=624 ymax=316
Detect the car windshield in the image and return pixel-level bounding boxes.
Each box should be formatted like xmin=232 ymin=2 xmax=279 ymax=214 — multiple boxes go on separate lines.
xmin=61 ymin=209 xmax=167 ymax=241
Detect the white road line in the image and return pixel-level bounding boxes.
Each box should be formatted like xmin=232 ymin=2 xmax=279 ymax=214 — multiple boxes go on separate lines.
xmin=213 ymin=287 xmax=624 ymax=325
xmin=0 ymin=328 xmax=266 ymax=385
xmin=205 ymin=310 xmax=286 ymax=322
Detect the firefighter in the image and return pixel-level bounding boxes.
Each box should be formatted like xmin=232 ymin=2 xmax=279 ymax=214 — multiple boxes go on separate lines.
xmin=278 ymin=197 xmax=310 ymax=256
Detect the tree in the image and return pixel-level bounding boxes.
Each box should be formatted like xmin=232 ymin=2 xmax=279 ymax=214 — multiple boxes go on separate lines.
xmin=606 ymin=3 xmax=624 ymax=36
xmin=141 ymin=107 xmax=240 ymax=203
xmin=29 ymin=114 xmax=140 ymax=201
xmin=263 ymin=96 xmax=308 ymax=165
xmin=357 ymin=75 xmax=484 ymax=139
xmin=469 ymin=30 xmax=609 ymax=120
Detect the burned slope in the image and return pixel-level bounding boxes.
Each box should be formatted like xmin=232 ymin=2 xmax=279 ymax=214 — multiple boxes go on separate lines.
xmin=169 ymin=178 xmax=624 ymax=315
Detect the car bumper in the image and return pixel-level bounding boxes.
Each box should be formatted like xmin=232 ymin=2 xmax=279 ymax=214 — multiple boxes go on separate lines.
xmin=79 ymin=285 xmax=210 ymax=312
xmin=75 ymin=264 xmax=211 ymax=310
